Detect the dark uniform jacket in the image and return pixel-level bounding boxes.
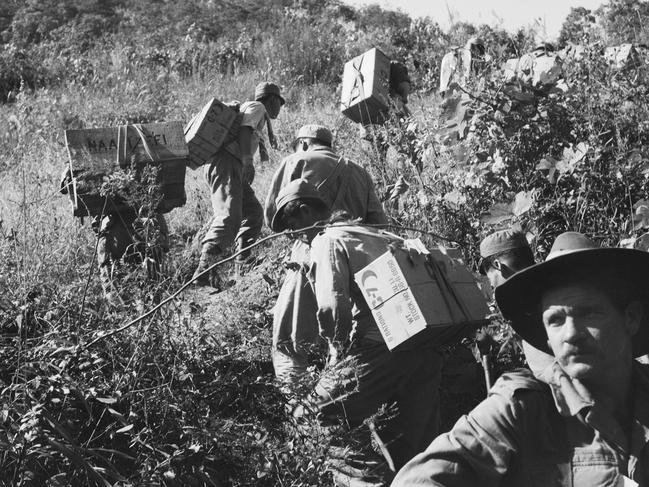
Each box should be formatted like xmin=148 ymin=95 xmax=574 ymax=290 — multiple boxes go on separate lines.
xmin=392 ymin=364 xmax=649 ymax=486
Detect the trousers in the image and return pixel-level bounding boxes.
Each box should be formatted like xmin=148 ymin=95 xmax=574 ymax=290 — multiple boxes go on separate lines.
xmin=272 ymin=241 xmax=321 ymax=383
xmin=202 ymin=151 xmax=263 ymax=250
xmin=301 ymin=340 xmax=443 ymax=486
xmin=95 ymin=210 xmax=169 ymax=300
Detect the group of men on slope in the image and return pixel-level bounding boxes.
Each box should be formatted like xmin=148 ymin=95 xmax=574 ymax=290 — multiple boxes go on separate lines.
xmin=237 ymin=78 xmax=649 ymax=485
xmin=63 ymin=70 xmax=649 ymax=485
xmin=269 ymin=155 xmax=649 ymax=486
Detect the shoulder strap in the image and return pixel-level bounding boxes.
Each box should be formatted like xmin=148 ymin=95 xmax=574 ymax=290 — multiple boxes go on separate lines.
xmin=328 ymin=158 xmax=351 ymax=210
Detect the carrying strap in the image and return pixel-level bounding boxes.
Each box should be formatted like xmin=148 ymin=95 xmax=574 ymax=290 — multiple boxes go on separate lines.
xmin=116 ymin=124 xmax=160 ymax=166
xmin=425 ymin=256 xmax=472 ymax=324
xmin=222 ymin=105 xmax=276 ymax=159
xmin=315 ymin=157 xmax=350 ymax=210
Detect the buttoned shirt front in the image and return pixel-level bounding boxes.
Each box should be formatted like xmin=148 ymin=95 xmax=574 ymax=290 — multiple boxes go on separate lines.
xmin=391 ymin=363 xmax=649 ymax=486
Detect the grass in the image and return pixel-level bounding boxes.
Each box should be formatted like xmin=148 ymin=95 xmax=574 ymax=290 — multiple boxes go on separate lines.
xmin=0 ymin=64 xmax=494 ymax=486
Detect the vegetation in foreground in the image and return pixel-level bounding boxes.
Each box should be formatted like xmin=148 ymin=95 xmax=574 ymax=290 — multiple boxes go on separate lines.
xmin=2 ymin=0 xmax=649 ymax=484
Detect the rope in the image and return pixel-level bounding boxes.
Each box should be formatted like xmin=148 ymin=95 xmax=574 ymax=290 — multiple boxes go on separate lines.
xmin=80 ymin=221 xmax=457 ymax=350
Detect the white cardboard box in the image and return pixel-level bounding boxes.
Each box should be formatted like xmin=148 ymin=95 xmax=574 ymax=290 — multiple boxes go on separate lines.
xmin=354 ymin=240 xmax=489 ymax=350
xmin=340 ymin=47 xmax=391 ymax=124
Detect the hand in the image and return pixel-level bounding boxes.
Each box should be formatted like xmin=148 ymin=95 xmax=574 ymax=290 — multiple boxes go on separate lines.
xmin=475 ymin=328 xmax=496 ymax=355
xmin=59 ymin=167 xmax=72 ymax=195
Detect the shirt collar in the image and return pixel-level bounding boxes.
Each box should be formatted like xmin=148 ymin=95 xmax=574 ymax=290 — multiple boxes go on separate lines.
xmin=546 ymin=361 xmax=649 ymax=453
xmin=546 ymin=361 xmax=594 ymax=417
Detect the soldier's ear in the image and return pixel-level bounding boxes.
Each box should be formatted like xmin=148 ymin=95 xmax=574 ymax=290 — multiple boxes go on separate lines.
xmin=624 ymin=301 xmax=643 ymax=336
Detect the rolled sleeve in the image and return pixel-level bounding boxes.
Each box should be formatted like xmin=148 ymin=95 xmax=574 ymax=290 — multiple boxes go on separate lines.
xmin=264 ymin=163 xmax=287 ymax=228
xmin=239 ymin=101 xmax=266 ymax=130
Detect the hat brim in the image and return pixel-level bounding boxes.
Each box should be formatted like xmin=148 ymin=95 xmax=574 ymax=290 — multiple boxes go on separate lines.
xmin=495 ymin=248 xmax=649 ymax=357
xmin=270 ymin=205 xmax=289 ymax=233
xmin=270 ymin=195 xmax=322 ymax=233
xmin=255 ymin=94 xmax=285 ymax=105
xmin=291 ymin=135 xmax=330 ymax=150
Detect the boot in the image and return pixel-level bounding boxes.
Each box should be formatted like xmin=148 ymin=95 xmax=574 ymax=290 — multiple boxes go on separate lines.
xmin=192 ymin=243 xmax=222 ymax=288
xmin=234 ymin=237 xmax=257 ymax=278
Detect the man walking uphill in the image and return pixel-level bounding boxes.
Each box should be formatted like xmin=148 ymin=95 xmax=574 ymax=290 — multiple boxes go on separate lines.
xmin=272 ymin=179 xmax=442 ymax=486
xmin=193 ymin=82 xmax=285 ymax=286
xmin=393 ymin=233 xmax=649 ymax=486
xmin=264 ymin=124 xmax=387 ymax=383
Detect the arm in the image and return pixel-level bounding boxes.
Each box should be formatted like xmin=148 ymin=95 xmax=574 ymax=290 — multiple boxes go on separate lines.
xmin=264 ymin=161 xmax=288 ymax=228
xmin=392 ymin=373 xmax=544 ymax=486
xmin=309 ymin=233 xmax=354 ymax=354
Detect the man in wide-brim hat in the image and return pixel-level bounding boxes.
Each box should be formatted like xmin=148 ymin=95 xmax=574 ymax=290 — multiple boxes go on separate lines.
xmin=393 ymin=232 xmax=649 ymax=486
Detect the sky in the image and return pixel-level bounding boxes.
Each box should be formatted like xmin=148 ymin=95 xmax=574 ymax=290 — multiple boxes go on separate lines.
xmin=344 ymin=0 xmax=606 ymax=39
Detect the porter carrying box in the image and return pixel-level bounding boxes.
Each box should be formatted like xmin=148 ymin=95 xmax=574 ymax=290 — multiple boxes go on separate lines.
xmin=340 ymin=48 xmax=391 ymax=124
xmin=354 ymin=239 xmax=489 ymax=350
xmin=64 ymin=122 xmax=188 ymax=217
xmin=184 ymin=98 xmax=239 ymax=169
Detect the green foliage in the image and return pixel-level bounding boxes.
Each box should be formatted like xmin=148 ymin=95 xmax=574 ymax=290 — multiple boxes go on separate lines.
xmin=4 ymin=0 xmax=649 ymax=484
xmin=598 ymin=0 xmax=649 ymax=45
xmin=558 ymin=7 xmax=598 ymax=47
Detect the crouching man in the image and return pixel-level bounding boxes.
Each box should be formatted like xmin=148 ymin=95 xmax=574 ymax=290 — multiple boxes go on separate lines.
xmin=392 ymin=232 xmax=649 ymax=486
xmin=265 ymin=124 xmax=387 ymax=384
xmin=272 ymin=179 xmax=442 ymax=486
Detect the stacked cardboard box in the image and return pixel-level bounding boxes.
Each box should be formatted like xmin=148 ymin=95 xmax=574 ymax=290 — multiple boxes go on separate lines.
xmin=184 ymin=98 xmax=239 ymax=169
xmin=64 ymin=122 xmax=188 ymax=217
xmin=340 ymin=48 xmax=391 ymax=125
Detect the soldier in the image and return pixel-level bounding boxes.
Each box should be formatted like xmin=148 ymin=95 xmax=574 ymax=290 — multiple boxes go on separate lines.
xmin=478 ymin=229 xmax=534 ymax=289
xmin=360 ymin=59 xmax=413 ymax=167
xmin=273 ymin=179 xmax=443 ymax=486
xmin=439 ymin=37 xmax=487 ymax=96
xmin=59 ymin=164 xmax=169 ymax=304
xmin=265 ymin=124 xmax=386 ymax=383
xmin=515 ymin=42 xmax=562 ymax=88
xmin=478 ymin=228 xmax=555 ymax=380
xmin=193 ymin=81 xmax=284 ymax=287
xmin=388 ymin=60 xmax=412 ymax=117
xmin=393 ymin=232 xmax=649 ymax=486
xmin=438 ymin=38 xmax=488 ymax=143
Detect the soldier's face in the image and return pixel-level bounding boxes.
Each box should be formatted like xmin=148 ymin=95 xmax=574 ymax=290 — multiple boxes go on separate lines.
xmin=541 ymin=284 xmax=640 ymax=382
xmin=266 ymin=95 xmax=283 ymax=119
xmin=284 ymin=204 xmax=321 ymax=244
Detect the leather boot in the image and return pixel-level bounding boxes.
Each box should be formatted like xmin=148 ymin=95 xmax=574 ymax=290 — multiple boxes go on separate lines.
xmin=192 ymin=243 xmax=222 ymax=288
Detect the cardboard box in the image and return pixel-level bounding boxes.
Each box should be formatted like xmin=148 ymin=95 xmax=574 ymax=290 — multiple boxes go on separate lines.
xmin=64 ymin=122 xmax=188 ymax=217
xmin=340 ymin=48 xmax=391 ymax=124
xmin=354 ymin=241 xmax=489 ymax=350
xmin=184 ymin=98 xmax=239 ymax=169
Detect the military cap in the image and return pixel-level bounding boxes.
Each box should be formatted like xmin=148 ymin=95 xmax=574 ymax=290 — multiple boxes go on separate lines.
xmin=271 ymin=179 xmax=326 ymax=232
xmin=479 ymin=229 xmax=530 ymax=274
xmin=254 ymin=82 xmax=285 ymax=105
xmin=292 ymin=124 xmax=333 ymax=148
